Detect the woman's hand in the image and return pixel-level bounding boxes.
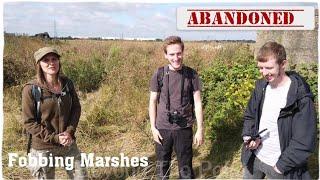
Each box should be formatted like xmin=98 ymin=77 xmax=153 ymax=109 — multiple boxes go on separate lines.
xmin=58 ymin=132 xmax=74 ymax=146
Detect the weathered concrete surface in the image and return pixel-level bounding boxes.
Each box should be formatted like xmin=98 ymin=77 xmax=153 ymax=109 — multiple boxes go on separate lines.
xmin=255 ymin=9 xmax=318 ymax=65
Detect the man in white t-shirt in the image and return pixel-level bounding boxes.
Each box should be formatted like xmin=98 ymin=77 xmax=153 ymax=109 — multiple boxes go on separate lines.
xmin=241 ymin=41 xmax=316 ymax=179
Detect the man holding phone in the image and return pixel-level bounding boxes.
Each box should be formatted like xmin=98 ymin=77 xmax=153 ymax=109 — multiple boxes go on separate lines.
xmin=241 ymin=41 xmax=316 ymax=179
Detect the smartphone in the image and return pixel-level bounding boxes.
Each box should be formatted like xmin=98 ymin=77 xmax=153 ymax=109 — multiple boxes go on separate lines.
xmin=158 ymin=137 xmax=163 ymax=146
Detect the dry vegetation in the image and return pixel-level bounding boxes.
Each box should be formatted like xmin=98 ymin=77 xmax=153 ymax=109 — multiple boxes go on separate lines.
xmin=2 ymin=35 xmax=317 ymax=179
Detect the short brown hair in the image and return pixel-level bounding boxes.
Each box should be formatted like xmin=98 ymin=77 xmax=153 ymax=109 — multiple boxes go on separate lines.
xmin=256 ymin=41 xmax=286 ymax=64
xmin=163 ymin=36 xmax=184 ymax=54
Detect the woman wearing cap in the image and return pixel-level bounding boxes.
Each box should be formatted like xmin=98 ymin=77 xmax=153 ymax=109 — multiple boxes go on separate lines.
xmin=22 ymin=47 xmax=87 ymax=179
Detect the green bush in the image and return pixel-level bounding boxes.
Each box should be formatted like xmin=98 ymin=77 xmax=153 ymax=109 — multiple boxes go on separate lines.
xmin=202 ymin=45 xmax=318 ymax=141
xmin=292 ymin=63 xmax=318 ymax=102
xmin=201 ymin=45 xmax=260 ymax=140
xmin=62 ymin=57 xmax=106 ymax=92
xmin=4 ymin=57 xmax=35 ymax=87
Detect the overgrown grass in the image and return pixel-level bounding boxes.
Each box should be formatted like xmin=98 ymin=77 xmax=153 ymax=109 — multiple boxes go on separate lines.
xmin=3 ymin=36 xmax=318 ymax=179
xmin=63 ymin=57 xmax=106 ymax=92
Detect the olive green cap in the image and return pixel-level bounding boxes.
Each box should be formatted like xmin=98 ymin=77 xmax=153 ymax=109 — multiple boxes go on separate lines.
xmin=34 ymin=47 xmax=60 ymax=63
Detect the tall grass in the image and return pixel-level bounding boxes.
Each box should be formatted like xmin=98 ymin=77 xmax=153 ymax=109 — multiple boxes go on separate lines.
xmin=3 ymin=36 xmax=318 ymax=179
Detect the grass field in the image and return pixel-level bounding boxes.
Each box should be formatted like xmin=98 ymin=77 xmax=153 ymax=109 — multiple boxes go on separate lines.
xmin=2 ymin=35 xmax=318 ymax=179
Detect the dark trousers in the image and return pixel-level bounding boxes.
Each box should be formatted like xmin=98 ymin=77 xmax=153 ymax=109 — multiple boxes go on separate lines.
xmin=243 ymin=156 xmax=284 ymax=179
xmin=155 ymin=127 xmax=194 ymax=179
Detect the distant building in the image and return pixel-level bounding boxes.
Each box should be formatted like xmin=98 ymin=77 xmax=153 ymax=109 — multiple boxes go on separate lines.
xmin=34 ymin=32 xmax=51 ymax=39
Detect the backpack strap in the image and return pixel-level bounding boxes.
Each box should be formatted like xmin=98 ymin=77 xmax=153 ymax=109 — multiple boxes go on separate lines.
xmin=183 ymin=66 xmax=195 ymax=106
xmin=156 ymin=66 xmax=165 ymax=103
xmin=157 ymin=65 xmax=195 ymax=103
xmin=157 ymin=66 xmax=165 ymax=91
xmin=27 ymin=84 xmax=41 ymax=154
xmin=164 ymin=66 xmax=170 ymax=111
xmin=182 ymin=66 xmax=195 ymax=118
xmin=31 ymin=85 xmax=42 ymax=123
xmin=181 ymin=67 xmax=185 ymax=105
xmin=62 ymin=79 xmax=71 ymax=95
xmin=63 ymin=79 xmax=73 ymax=112
xmin=31 ymin=79 xmax=72 ymax=123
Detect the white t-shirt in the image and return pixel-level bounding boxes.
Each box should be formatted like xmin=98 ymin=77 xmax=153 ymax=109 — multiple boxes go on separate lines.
xmin=255 ymin=78 xmax=291 ymax=166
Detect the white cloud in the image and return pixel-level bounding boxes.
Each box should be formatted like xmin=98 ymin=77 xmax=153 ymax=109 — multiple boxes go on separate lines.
xmin=3 ymin=2 xmax=256 ymax=40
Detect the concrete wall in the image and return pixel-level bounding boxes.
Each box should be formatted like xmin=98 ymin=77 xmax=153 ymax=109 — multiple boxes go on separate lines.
xmin=255 ymin=9 xmax=318 ymax=65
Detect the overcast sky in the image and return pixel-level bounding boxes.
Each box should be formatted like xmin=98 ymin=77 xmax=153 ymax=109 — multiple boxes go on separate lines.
xmin=3 ymin=2 xmax=317 ymax=40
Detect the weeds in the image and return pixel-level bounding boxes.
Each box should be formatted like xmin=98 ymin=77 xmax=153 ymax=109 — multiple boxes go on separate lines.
xmin=3 ymin=36 xmax=318 ymax=179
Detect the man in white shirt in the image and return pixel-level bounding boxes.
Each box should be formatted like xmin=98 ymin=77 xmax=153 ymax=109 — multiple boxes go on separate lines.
xmin=241 ymin=41 xmax=316 ymax=179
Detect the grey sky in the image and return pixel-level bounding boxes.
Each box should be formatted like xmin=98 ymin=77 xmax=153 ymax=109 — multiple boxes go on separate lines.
xmin=3 ymin=2 xmax=317 ymax=40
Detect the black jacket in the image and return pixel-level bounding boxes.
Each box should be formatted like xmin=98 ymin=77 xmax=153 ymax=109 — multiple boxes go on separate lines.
xmin=241 ymin=71 xmax=317 ymax=179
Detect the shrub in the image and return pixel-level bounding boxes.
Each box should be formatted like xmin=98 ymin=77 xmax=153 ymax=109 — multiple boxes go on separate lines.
xmin=292 ymin=62 xmax=318 ymax=102
xmin=202 ymin=45 xmax=318 ymax=141
xmin=4 ymin=57 xmax=35 ymax=87
xmin=201 ymin=45 xmax=260 ymax=140
xmin=62 ymin=57 xmax=106 ymax=92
